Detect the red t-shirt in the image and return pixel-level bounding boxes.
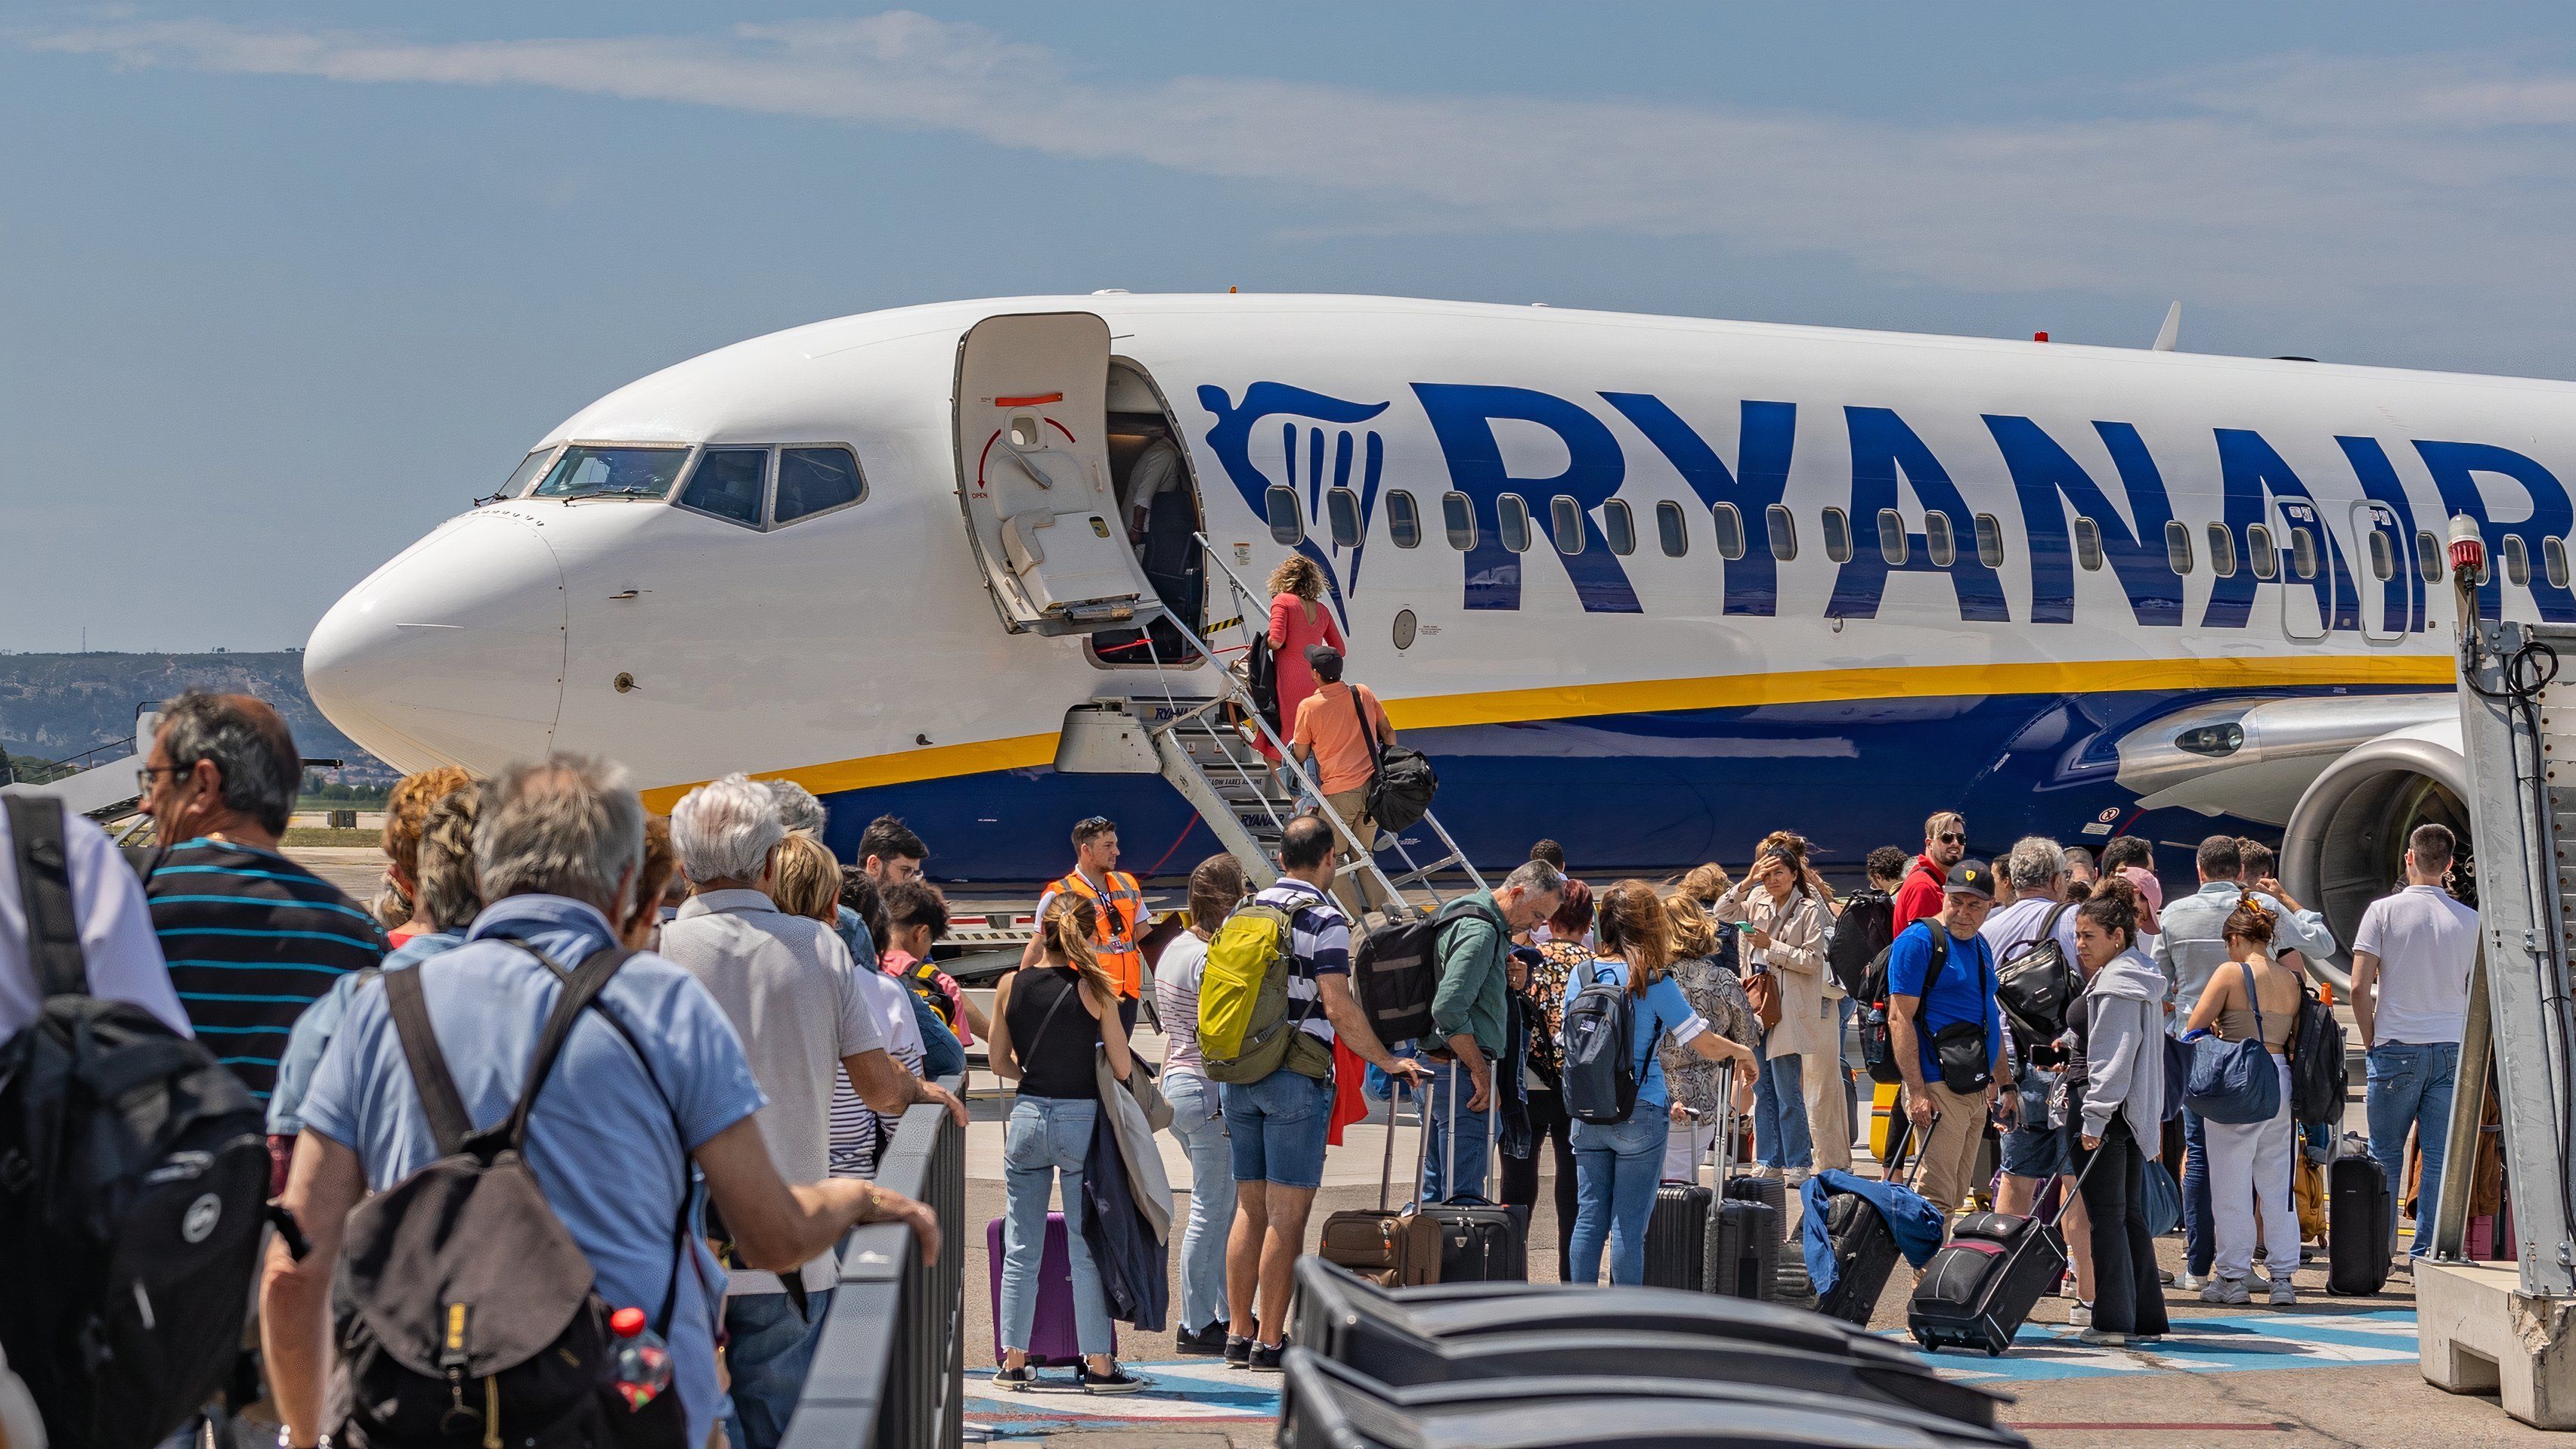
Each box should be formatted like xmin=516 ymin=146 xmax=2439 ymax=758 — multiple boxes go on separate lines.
xmin=1890 ymin=853 xmax=1948 ymax=935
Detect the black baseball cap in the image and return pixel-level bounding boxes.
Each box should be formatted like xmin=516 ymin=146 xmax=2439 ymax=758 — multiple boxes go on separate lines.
xmin=1304 ymin=644 xmax=1342 ymax=668
xmin=1943 ymin=859 xmax=1995 ymax=899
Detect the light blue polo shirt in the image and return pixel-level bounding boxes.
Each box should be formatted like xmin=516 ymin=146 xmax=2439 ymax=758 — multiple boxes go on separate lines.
xmin=300 ymin=895 xmax=765 ymax=1449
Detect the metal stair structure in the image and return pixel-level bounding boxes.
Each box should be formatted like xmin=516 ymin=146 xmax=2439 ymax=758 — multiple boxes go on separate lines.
xmin=0 ymin=704 xmax=162 ymax=838
xmin=1097 ymin=537 xmax=1488 ymax=919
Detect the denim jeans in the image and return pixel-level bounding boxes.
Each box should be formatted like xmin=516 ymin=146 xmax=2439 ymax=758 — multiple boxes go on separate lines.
xmin=2367 ymin=1040 xmax=2460 ymax=1258
xmin=1418 ymin=1056 xmax=1494 ymax=1204
xmin=723 ymin=1286 xmax=834 ymax=1449
xmin=1163 ymin=1071 xmax=1235 ymax=1334
xmin=1568 ymin=1111 xmax=1667 ymax=1284
xmin=1752 ymin=1047 xmax=1813 ymax=1170
xmin=2181 ymin=1107 xmax=2215 ymax=1275
xmin=999 ymin=1095 xmax=1116 ymax=1356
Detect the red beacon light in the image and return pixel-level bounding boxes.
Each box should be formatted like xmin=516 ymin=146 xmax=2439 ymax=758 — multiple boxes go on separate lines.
xmin=2033 ymin=332 xmax=2049 ymax=342
xmin=2447 ymin=514 xmax=2486 ymax=580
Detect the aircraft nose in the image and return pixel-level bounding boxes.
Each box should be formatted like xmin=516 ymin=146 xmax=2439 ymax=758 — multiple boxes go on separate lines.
xmin=305 ymin=512 xmax=566 ymax=774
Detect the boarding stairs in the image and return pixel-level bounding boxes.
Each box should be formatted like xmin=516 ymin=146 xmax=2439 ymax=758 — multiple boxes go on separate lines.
xmin=0 ymin=704 xmax=161 ymax=838
xmin=1063 ymin=537 xmax=1485 ymax=920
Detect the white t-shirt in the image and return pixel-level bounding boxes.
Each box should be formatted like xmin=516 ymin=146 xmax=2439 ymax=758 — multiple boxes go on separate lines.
xmin=2353 ymin=884 xmax=2478 ymax=1045
xmin=0 ymin=804 xmax=187 ymax=1038
xmin=1156 ymin=933 xmax=1212 ymax=1079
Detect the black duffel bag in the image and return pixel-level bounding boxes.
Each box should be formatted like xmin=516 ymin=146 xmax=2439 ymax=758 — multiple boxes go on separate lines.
xmin=1355 ymin=692 xmax=1438 ymax=832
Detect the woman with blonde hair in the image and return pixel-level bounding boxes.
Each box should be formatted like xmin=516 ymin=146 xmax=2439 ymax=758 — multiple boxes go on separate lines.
xmin=1658 ymin=893 xmax=1760 ymax=1179
xmin=1563 ymin=880 xmax=1760 ymax=1284
xmin=1712 ymin=831 xmax=1840 ymax=1180
xmin=2184 ymin=893 xmax=2306 ymax=1308
xmin=989 ymin=895 xmax=1142 ymax=1392
xmin=1262 ymin=554 xmax=1345 ymax=763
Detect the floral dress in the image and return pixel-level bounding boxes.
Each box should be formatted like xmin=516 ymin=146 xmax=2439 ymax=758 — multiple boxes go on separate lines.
xmin=1524 ymin=940 xmax=1590 ymax=1088
xmin=1659 ymin=953 xmax=1758 ymax=1117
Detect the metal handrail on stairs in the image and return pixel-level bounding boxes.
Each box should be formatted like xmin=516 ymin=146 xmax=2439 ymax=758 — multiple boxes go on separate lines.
xmin=1113 ymin=537 xmax=1485 ymax=919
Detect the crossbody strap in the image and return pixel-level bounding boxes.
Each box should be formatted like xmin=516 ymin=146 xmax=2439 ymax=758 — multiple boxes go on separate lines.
xmin=1349 ymin=687 xmax=1386 ymax=773
xmin=384 ymin=968 xmax=475 ymax=1154
xmin=5 ymin=797 xmax=88 ymax=1001
xmin=499 ymin=946 xmax=637 ymax=1149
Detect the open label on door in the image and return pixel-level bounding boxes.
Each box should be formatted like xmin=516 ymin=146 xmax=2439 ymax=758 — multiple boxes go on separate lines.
xmin=952 ymin=312 xmax=1154 ymax=634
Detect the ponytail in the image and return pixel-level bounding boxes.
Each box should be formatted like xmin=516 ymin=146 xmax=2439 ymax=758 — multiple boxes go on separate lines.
xmin=2077 ymin=875 xmax=2141 ymax=955
xmin=1041 ymin=893 xmax=1119 ymax=1005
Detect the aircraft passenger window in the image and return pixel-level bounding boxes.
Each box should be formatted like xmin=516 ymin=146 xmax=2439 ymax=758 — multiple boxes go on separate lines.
xmin=1498 ymin=493 xmax=1533 ymax=553
xmin=502 ymin=447 xmax=557 ymax=498
xmin=533 ymin=444 xmax=691 ymax=501
xmin=1550 ymin=495 xmax=1587 ymax=555
xmin=2366 ymin=528 xmax=2395 ymax=583
xmin=1875 ymin=508 xmax=1908 ymax=565
xmin=2550 ymin=537 xmax=2571 ymax=590
xmin=1767 ymin=504 xmax=1798 ymax=562
xmin=2165 ymin=519 xmax=2194 ymax=574
xmin=1924 ymin=512 xmax=1956 ymax=568
xmin=2073 ymin=516 xmax=2104 ymax=572
xmin=774 ymin=446 xmax=865 ymax=524
xmin=2207 ymin=523 xmax=2237 ymax=578
xmin=2247 ymin=524 xmax=2278 ymax=580
xmin=1327 ymin=488 xmax=1364 ymax=549
xmin=1386 ymin=490 xmax=1422 ymax=549
xmin=2416 ymin=530 xmax=2444 ymax=584
xmin=2287 ymin=527 xmax=2317 ymax=580
xmin=1822 ymin=508 xmax=1853 ymax=563
xmin=2504 ymin=534 xmax=2530 ymax=588
xmin=1974 ymin=513 xmax=2004 ymax=569
xmin=1265 ymin=485 xmax=1303 ymax=544
xmin=1602 ymin=499 xmax=1636 ymax=556
xmin=1711 ymin=503 xmax=1747 ymax=561
xmin=1656 ymin=500 xmax=1689 ymax=557
xmin=1442 ymin=491 xmax=1477 ymax=550
xmin=678 ymin=447 xmax=769 ymax=527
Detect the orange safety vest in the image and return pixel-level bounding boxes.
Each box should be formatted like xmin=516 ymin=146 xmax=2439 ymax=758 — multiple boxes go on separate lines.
xmin=1054 ymin=868 xmax=1146 ymax=998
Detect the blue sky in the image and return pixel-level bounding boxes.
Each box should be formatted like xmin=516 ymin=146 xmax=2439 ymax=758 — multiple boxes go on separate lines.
xmin=8 ymin=3 xmax=2576 ymax=652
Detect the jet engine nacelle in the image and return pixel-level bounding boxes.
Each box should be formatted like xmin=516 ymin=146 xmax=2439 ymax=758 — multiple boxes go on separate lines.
xmin=2279 ymin=718 xmax=2470 ymax=989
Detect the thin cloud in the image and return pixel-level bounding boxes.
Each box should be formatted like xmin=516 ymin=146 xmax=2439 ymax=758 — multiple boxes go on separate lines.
xmin=32 ymin=15 xmax=2576 ymax=311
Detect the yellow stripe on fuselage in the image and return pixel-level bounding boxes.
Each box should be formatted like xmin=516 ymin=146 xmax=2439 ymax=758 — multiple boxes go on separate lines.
xmin=639 ymin=652 xmax=2454 ymax=810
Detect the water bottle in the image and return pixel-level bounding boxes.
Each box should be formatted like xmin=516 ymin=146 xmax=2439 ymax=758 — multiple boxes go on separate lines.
xmin=608 ymin=1306 xmax=672 ymax=1411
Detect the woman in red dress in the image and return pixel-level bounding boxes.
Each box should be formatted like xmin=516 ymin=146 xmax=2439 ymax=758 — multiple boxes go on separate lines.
xmin=1262 ymin=555 xmax=1343 ymax=769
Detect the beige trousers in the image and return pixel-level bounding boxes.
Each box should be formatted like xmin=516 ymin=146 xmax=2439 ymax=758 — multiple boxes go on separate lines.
xmin=1321 ymin=787 xmax=1386 ymax=919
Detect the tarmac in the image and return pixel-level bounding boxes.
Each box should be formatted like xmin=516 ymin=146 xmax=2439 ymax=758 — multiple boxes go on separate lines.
xmin=285 ymin=848 xmax=2556 ymax=1446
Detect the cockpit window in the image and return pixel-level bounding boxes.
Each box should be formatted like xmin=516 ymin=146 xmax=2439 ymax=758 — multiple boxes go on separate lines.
xmin=500 ymin=447 xmax=557 ymax=498
xmin=774 ymin=447 xmax=865 ymax=524
xmin=531 ymin=445 xmax=691 ymax=500
xmin=680 ymin=447 xmax=769 ymax=527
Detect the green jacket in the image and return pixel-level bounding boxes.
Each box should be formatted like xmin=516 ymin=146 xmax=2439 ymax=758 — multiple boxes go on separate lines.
xmin=1429 ymin=890 xmax=1510 ymax=1060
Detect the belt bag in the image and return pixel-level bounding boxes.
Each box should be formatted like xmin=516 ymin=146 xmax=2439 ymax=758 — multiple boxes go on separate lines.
xmin=1932 ymin=1018 xmax=1993 ymax=1094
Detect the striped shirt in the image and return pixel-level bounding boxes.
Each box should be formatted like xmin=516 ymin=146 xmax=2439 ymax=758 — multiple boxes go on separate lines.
xmin=147 ymin=837 xmax=383 ymax=1101
xmin=1251 ymin=878 xmax=1349 ymax=1046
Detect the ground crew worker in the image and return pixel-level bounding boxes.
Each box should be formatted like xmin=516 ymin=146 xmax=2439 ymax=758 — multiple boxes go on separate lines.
xmin=1020 ymin=815 xmax=1148 ymax=1034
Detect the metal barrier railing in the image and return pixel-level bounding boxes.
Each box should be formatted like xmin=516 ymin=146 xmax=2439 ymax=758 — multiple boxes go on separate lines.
xmin=779 ymin=1073 xmax=967 ymax=1449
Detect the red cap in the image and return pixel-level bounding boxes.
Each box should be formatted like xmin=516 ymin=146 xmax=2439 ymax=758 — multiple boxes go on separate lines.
xmin=610 ymin=1307 xmax=647 ymax=1339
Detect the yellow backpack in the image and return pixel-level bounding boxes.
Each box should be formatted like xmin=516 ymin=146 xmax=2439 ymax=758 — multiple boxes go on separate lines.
xmin=1198 ymin=903 xmax=1331 ymax=1083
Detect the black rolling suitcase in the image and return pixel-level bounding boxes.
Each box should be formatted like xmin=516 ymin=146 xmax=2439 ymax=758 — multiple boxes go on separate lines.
xmin=2327 ymin=1134 xmax=2391 ymax=1296
xmin=1423 ymin=1064 xmax=1525 ymax=1283
xmin=1908 ymin=1147 xmax=2098 ymax=1355
xmin=1705 ymin=1199 xmax=1779 ymax=1300
xmin=1723 ymin=1175 xmax=1788 ymax=1237
xmin=1645 ymin=1086 xmax=1732 ymax=1291
xmin=1813 ymin=1190 xmax=1903 ymax=1326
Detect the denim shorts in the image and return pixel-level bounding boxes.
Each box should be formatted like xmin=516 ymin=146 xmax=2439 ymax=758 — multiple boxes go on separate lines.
xmin=1221 ymin=1064 xmax=1334 ymax=1189
xmin=2000 ymin=1076 xmax=2070 ymax=1179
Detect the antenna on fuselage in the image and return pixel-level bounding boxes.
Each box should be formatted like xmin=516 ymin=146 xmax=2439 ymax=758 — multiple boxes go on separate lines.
xmin=2151 ymin=301 xmax=2182 ymax=352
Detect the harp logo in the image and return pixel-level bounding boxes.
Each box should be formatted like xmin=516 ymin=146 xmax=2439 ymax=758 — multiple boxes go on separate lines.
xmin=1198 ymin=382 xmax=1392 ymax=627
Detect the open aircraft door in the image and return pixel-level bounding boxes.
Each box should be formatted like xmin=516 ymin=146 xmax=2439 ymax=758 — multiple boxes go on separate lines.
xmin=953 ymin=312 xmax=1155 ymax=635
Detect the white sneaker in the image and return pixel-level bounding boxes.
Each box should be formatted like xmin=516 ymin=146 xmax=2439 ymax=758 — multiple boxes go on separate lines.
xmin=2268 ymin=1280 xmax=2297 ymax=1306
xmin=2069 ymin=1301 xmax=2093 ymax=1328
xmin=2078 ymin=1327 xmax=2128 ymax=1347
xmin=2175 ymin=1271 xmax=2210 ymax=1293
xmin=2200 ymin=1277 xmax=2252 ymax=1306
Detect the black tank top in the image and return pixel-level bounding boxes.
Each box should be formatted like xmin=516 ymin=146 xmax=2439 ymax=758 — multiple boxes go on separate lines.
xmin=1008 ymin=965 xmax=1100 ymax=1100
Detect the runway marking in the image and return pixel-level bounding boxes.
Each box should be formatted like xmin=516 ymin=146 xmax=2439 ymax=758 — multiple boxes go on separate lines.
xmin=964 ymin=1361 xmax=1279 ymax=1439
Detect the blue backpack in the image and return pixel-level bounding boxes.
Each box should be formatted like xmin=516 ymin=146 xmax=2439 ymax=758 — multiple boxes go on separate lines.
xmin=2184 ymin=961 xmax=2283 ymax=1124
xmin=1560 ymin=964 xmax=1639 ymax=1125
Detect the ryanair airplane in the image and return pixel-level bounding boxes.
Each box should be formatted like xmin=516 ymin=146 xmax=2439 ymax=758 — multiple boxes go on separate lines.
xmin=303 ymin=293 xmax=2572 ymax=952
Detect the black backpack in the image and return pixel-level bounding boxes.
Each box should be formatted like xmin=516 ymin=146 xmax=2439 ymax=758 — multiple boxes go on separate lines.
xmin=2288 ymin=983 xmax=2348 ymax=1125
xmin=1826 ymin=888 xmax=1893 ymax=1001
xmin=332 ymin=946 xmax=689 ymax=1448
xmin=1994 ymin=902 xmax=2080 ymax=1048
xmin=0 ymin=796 xmax=271 ymax=1449
xmin=1352 ymin=896 xmax=1502 ymax=1046
xmin=1559 ymin=963 xmax=1640 ymax=1125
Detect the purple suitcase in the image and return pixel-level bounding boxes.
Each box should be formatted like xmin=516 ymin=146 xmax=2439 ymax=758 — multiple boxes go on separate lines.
xmin=987 ymin=1212 xmax=1114 ymax=1367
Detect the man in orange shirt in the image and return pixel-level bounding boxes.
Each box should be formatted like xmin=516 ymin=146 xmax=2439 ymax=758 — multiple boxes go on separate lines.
xmin=1288 ymin=646 xmax=1394 ymax=920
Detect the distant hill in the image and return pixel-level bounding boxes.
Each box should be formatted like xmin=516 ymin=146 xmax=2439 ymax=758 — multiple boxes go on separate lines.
xmin=0 ymin=652 xmax=389 ymax=778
